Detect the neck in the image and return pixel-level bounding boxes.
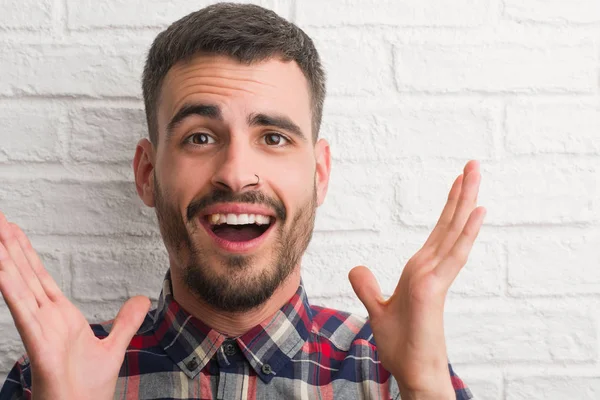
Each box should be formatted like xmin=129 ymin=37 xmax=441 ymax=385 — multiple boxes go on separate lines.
xmin=170 ymin=267 xmax=301 ymax=337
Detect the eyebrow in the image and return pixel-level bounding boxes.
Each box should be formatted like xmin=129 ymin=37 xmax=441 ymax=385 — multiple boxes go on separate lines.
xmin=248 ymin=113 xmax=307 ymax=142
xmin=166 ymin=103 xmax=222 ymax=138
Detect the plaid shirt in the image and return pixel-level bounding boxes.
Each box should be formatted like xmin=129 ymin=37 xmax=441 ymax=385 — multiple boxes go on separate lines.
xmin=1 ymin=272 xmax=473 ymax=399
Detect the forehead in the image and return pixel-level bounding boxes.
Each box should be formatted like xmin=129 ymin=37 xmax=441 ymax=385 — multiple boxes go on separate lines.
xmin=157 ymin=54 xmax=312 ymax=134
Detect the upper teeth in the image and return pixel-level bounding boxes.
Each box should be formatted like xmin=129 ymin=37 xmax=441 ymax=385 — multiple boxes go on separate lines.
xmin=209 ymin=213 xmax=271 ymax=225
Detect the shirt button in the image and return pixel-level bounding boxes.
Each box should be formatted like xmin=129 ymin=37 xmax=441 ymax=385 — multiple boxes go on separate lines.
xmin=186 ymin=357 xmax=199 ymax=370
xmin=261 ymin=363 xmax=273 ymax=375
xmin=223 ymin=341 xmax=237 ymax=356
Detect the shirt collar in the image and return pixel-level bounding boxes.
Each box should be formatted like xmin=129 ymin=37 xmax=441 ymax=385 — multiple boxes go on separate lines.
xmin=152 ymin=271 xmax=313 ymax=383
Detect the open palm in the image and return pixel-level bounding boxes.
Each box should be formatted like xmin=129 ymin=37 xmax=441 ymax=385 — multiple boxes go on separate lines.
xmin=349 ymin=160 xmax=486 ymax=398
xmin=0 ymin=214 xmax=150 ymax=400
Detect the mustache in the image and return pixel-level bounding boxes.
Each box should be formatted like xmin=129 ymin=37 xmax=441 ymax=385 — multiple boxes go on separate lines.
xmin=186 ymin=190 xmax=287 ymax=222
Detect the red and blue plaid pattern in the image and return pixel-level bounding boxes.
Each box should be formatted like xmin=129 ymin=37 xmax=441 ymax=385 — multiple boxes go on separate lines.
xmin=1 ymin=272 xmax=473 ymax=399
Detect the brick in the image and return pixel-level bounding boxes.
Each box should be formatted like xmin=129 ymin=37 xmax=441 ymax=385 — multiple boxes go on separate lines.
xmin=303 ymin=241 xmax=503 ymax=297
xmin=451 ymin=242 xmax=504 ymax=297
xmin=446 ymin=308 xmax=596 ymax=363
xmin=507 ymin=375 xmax=600 ymax=400
xmin=0 ymin=45 xmax=143 ymax=98
xmin=315 ymin=165 xmax=394 ymax=232
xmin=72 ymin=250 xmax=168 ymax=301
xmin=69 ymin=107 xmax=147 ymax=162
xmin=296 ymin=0 xmax=492 ymax=27
xmin=395 ymin=160 xmax=599 ymax=226
xmin=322 ymin=100 xmax=497 ymax=161
xmin=481 ymin=162 xmax=599 ymax=225
xmin=508 ymin=237 xmax=600 ymax=295
xmin=394 ymin=43 xmax=598 ymax=93
xmin=506 ymin=100 xmax=600 ymax=155
xmin=0 ymin=105 xmax=63 ymax=162
xmin=0 ymin=181 xmax=158 ymax=235
xmin=504 ymin=0 xmax=600 ymax=24
xmin=67 ymin=0 xmax=291 ymax=29
xmin=0 ymin=0 xmax=53 ymax=29
xmin=460 ymin=375 xmax=502 ymax=400
xmin=310 ymin=29 xmax=394 ymax=96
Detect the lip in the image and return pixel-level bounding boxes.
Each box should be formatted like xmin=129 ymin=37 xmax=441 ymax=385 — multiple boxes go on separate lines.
xmin=200 ymin=203 xmax=276 ymax=218
xmin=199 ymin=203 xmax=277 ymax=254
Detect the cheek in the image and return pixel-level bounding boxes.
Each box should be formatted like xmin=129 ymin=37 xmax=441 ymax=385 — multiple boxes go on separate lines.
xmin=160 ymin=142 xmax=218 ymax=180
xmin=271 ymin=158 xmax=316 ymax=205
xmin=156 ymin=156 xmax=206 ymax=210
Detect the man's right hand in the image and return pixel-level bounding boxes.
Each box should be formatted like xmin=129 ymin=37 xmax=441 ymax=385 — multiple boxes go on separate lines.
xmin=0 ymin=213 xmax=150 ymax=400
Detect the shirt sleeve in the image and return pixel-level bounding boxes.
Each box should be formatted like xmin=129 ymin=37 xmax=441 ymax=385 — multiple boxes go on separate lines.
xmin=449 ymin=362 xmax=474 ymax=400
xmin=391 ymin=363 xmax=474 ymax=400
xmin=0 ymin=356 xmax=32 ymax=400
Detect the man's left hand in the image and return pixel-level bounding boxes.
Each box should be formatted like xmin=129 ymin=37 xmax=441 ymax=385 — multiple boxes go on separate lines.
xmin=349 ymin=160 xmax=486 ymax=400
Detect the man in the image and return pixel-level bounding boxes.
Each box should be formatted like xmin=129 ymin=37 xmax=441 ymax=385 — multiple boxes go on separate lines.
xmin=0 ymin=3 xmax=485 ymax=399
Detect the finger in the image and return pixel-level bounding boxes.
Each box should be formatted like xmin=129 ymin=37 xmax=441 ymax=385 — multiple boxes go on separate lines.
xmin=462 ymin=159 xmax=480 ymax=177
xmin=0 ymin=216 xmax=48 ymax=306
xmin=435 ymin=166 xmax=481 ymax=257
xmin=422 ymin=160 xmax=480 ymax=251
xmin=106 ymin=296 xmax=151 ymax=354
xmin=434 ymin=206 xmax=486 ymax=285
xmin=12 ymin=224 xmax=63 ymax=302
xmin=348 ymin=266 xmax=385 ymax=321
xmin=464 ymin=160 xmax=480 ymax=206
xmin=422 ymin=174 xmax=463 ymax=249
xmin=0 ymin=243 xmax=43 ymax=345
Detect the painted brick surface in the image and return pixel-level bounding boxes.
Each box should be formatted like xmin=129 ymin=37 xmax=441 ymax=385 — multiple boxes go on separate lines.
xmin=0 ymin=0 xmax=53 ymax=29
xmin=0 ymin=0 xmax=599 ymax=397
xmin=508 ymin=236 xmax=600 ymax=295
xmin=0 ymin=45 xmax=144 ymax=98
xmin=296 ymin=0 xmax=493 ymax=27
xmin=322 ymin=99 xmax=498 ymax=161
xmin=69 ymin=107 xmax=147 ymax=162
xmin=67 ymin=0 xmax=291 ymax=29
xmin=505 ymin=99 xmax=600 ymax=155
xmin=506 ymin=375 xmax=600 ymax=400
xmin=394 ymin=43 xmax=598 ymax=93
xmin=0 ymin=104 xmax=65 ymax=162
xmin=504 ymin=0 xmax=600 ymax=24
xmin=446 ymin=308 xmax=596 ymax=363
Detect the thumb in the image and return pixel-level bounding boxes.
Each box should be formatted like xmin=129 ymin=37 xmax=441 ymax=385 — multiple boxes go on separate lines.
xmin=107 ymin=295 xmax=151 ymax=354
xmin=348 ymin=266 xmax=385 ymax=321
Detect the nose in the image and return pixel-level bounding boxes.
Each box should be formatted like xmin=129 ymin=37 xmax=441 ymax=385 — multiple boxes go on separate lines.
xmin=211 ymin=138 xmax=260 ymax=192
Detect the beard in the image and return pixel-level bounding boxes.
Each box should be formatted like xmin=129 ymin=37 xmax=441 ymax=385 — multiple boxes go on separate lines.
xmin=153 ymin=175 xmax=317 ymax=313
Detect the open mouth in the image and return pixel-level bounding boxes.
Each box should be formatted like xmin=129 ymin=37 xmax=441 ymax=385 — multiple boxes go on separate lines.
xmin=206 ymin=213 xmax=273 ymax=243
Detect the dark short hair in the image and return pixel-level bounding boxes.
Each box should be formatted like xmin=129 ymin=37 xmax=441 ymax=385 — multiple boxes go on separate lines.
xmin=142 ymin=2 xmax=326 ymax=145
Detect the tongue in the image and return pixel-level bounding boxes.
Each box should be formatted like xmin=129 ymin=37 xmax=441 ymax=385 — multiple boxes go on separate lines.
xmin=213 ymin=225 xmax=265 ymax=242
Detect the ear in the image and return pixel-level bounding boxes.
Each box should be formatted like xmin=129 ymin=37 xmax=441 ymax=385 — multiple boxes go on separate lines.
xmin=314 ymin=138 xmax=331 ymax=207
xmin=133 ymin=138 xmax=156 ymax=207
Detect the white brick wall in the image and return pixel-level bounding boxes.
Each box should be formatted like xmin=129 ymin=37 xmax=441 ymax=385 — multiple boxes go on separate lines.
xmin=0 ymin=0 xmax=599 ymax=398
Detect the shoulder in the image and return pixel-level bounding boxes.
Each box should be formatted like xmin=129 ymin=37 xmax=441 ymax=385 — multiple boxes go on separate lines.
xmin=309 ymin=304 xmax=375 ymax=352
xmin=309 ymin=304 xmax=373 ymax=350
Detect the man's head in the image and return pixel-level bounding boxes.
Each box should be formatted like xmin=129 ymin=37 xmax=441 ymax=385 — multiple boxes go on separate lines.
xmin=133 ymin=3 xmax=331 ymax=313
xmin=142 ymin=2 xmax=326 ymax=145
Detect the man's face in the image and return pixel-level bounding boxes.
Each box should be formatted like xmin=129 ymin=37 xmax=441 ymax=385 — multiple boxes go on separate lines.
xmin=145 ymin=55 xmax=329 ymax=312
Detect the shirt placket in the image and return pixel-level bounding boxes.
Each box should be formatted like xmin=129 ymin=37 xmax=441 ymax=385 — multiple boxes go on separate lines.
xmin=216 ymin=339 xmax=251 ymax=400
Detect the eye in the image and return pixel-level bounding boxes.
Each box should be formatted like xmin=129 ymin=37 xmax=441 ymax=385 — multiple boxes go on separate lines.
xmin=263 ymin=133 xmax=289 ymax=147
xmin=185 ymin=133 xmax=216 ymax=146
